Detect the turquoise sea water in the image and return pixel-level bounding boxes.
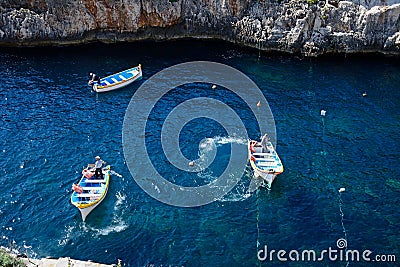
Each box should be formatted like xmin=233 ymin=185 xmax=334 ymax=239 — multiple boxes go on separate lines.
xmin=0 ymin=41 xmax=399 ymax=266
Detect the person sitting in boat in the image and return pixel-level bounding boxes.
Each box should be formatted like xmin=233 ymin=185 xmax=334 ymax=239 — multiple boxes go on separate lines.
xmin=250 ymin=140 xmax=257 ymax=153
xmin=94 ymin=156 xmax=106 ymax=179
xmin=82 ymin=168 xmax=94 ymax=179
xmin=260 ymin=134 xmax=270 ymax=153
xmin=72 ymin=183 xmax=83 ymax=194
xmin=88 ymin=72 xmax=100 ymax=85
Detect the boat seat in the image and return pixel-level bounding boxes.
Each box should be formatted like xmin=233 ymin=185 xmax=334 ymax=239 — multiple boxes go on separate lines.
xmin=76 ymin=193 xmax=102 ymax=197
xmin=258 ymin=162 xmax=277 ymax=167
xmin=255 ymin=158 xmax=275 ymax=162
xmin=85 ymin=179 xmax=106 ymax=183
xmin=119 ymin=75 xmax=127 ymax=80
xmin=81 ymin=187 xmax=102 ymax=191
xmin=111 ymin=78 xmax=119 ymax=83
xmin=258 ymin=166 xmax=277 ymax=170
xmin=127 ymin=70 xmax=139 ymax=76
xmin=254 ymin=156 xmax=274 ymax=160
xmin=252 ymin=152 xmax=274 ymax=156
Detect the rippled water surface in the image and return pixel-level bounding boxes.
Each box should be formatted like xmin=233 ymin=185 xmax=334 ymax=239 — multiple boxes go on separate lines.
xmin=0 ymin=41 xmax=399 ymax=266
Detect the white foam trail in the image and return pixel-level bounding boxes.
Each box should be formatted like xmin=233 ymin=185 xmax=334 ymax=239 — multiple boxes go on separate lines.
xmin=198 ymin=138 xmax=215 ymax=152
xmin=196 ymin=169 xmax=215 ymax=183
xmin=59 ymin=192 xmax=129 ymax=244
xmin=217 ymin=165 xmax=266 ymax=202
xmin=192 ymin=135 xmax=252 ymax=202
xmin=218 ymin=184 xmax=252 ymax=202
xmin=216 ymin=172 xmax=253 ymax=202
xmin=213 ymin=135 xmax=248 ymax=146
xmin=110 ymin=170 xmax=123 ymax=178
xmin=115 ymin=191 xmax=125 ymax=208
xmin=90 ymin=191 xmax=129 ymax=236
xmin=194 ymin=135 xmax=247 ymax=170
xmin=193 ymin=138 xmax=217 ymax=171
xmin=58 ymin=225 xmax=74 ymax=246
xmin=85 ymin=221 xmax=128 ymax=236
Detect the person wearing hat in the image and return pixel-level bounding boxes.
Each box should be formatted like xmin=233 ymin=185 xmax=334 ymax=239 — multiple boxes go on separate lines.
xmin=94 ymin=156 xmax=106 ymax=179
xmin=88 ymin=72 xmax=100 ymax=86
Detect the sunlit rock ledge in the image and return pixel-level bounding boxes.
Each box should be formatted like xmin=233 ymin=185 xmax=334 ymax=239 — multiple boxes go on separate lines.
xmin=0 ymin=0 xmax=399 ymax=56
xmin=21 ymin=257 xmax=115 ymax=267
xmin=1 ymin=247 xmax=116 ymax=267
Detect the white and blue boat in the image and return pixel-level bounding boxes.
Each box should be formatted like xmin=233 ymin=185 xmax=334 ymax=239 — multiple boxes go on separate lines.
xmin=70 ymin=164 xmax=111 ymax=221
xmin=89 ymin=64 xmax=142 ymax=93
xmin=248 ymin=134 xmax=284 ymax=189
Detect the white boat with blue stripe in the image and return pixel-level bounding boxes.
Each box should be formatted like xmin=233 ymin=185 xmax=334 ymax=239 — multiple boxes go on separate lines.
xmin=248 ymin=134 xmax=284 ymax=189
xmin=89 ymin=64 xmax=142 ymax=93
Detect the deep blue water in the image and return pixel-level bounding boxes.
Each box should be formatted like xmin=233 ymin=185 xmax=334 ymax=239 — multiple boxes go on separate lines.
xmin=0 ymin=40 xmax=399 ymax=266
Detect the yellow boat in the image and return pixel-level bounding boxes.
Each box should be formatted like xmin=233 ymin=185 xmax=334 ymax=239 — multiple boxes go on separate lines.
xmin=70 ymin=164 xmax=111 ymax=221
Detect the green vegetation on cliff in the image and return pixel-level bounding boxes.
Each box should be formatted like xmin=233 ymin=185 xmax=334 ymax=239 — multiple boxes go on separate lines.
xmin=0 ymin=249 xmax=26 ymax=267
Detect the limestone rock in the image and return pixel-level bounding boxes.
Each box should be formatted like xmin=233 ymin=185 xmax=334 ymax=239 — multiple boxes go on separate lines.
xmin=0 ymin=0 xmax=399 ymax=56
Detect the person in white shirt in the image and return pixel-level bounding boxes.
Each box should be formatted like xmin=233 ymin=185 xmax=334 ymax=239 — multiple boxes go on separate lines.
xmin=260 ymin=134 xmax=270 ymax=153
xmin=94 ymin=156 xmax=106 ymax=179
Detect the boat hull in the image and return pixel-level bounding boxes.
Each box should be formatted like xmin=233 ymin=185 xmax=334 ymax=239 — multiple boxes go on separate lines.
xmin=78 ymin=184 xmax=108 ymax=221
xmin=248 ymin=139 xmax=283 ymax=189
xmin=71 ymin=165 xmax=111 ymax=221
xmin=92 ymin=64 xmax=142 ymax=93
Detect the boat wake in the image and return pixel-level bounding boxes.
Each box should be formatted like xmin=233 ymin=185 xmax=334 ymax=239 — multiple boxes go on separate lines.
xmin=196 ymin=135 xmax=247 ymax=182
xmin=194 ymin=135 xmax=254 ymax=202
xmin=81 ymin=219 xmax=128 ymax=237
xmin=110 ymin=170 xmax=123 ymax=178
xmin=58 ymin=192 xmax=128 ymax=246
xmin=212 ymin=135 xmax=248 ymax=146
xmin=81 ymin=192 xmax=128 ymax=236
xmin=218 ymin=168 xmax=255 ymax=202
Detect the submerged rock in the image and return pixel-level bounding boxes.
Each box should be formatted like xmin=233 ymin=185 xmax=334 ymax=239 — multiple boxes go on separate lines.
xmin=0 ymin=0 xmax=399 ymax=56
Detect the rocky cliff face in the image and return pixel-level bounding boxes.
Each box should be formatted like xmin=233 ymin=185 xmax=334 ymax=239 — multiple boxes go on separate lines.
xmin=0 ymin=0 xmax=399 ymax=56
